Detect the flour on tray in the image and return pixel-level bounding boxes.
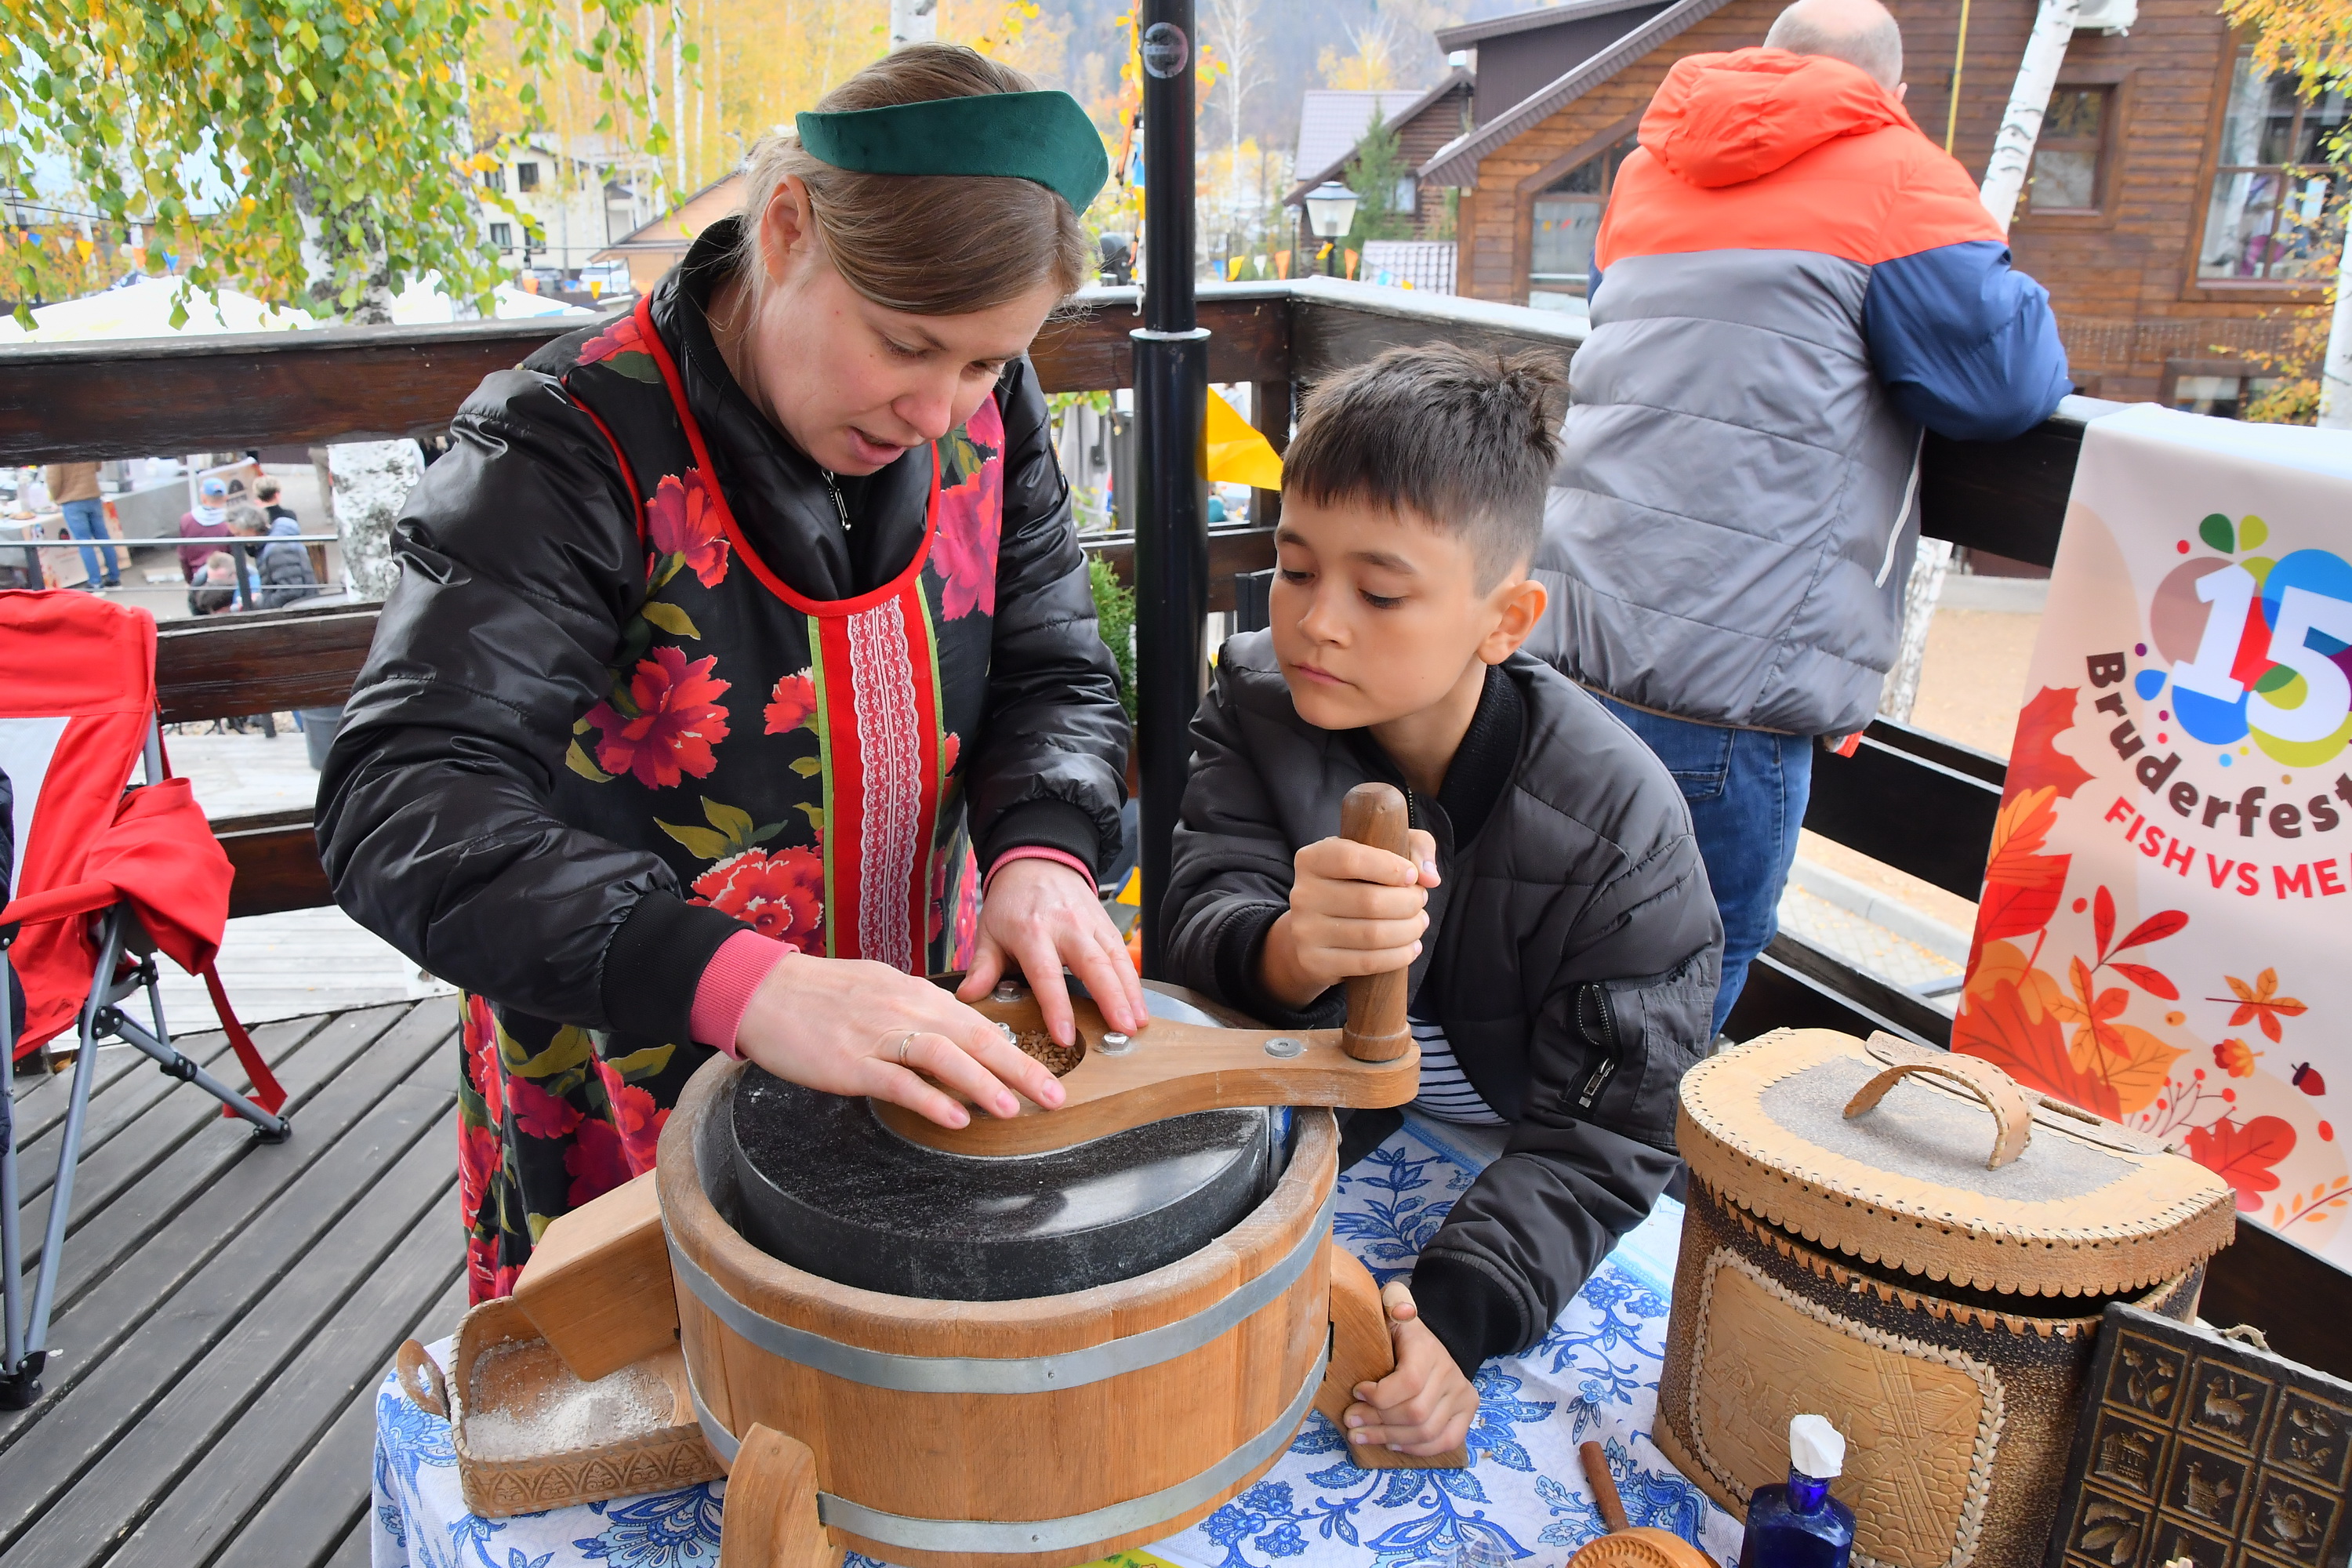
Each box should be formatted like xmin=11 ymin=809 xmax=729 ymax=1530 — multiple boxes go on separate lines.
xmin=463 ymin=1339 xmax=674 ymax=1459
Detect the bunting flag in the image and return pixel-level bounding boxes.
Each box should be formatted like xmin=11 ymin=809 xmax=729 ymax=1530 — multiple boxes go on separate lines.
xmin=1203 ymin=387 xmax=1283 ymax=491
xmin=1274 ymin=250 xmax=1291 ymax=279
xmin=1226 ymin=256 xmax=1245 ymax=281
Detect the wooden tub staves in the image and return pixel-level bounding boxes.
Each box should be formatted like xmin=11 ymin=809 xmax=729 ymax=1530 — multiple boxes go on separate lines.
xmin=662 ymin=1058 xmax=1341 ymax=1568
xmin=1659 ymin=1031 xmax=2238 ymax=1568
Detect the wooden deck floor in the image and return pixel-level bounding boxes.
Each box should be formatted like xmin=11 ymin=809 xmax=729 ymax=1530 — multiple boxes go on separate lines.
xmin=1 ymin=996 xmax=463 ymax=1568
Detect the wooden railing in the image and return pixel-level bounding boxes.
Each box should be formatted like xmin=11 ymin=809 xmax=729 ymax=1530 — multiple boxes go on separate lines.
xmin=1 ymin=280 xmax=2072 ymax=952
xmin=15 ymin=281 xmax=2346 ymax=1372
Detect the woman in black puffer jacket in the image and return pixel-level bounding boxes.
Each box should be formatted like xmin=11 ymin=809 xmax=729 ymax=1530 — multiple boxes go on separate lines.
xmin=318 ymin=46 xmax=1139 ymax=1298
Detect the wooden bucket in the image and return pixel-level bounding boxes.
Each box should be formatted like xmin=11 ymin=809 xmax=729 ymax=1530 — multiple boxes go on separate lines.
xmin=1660 ymin=1030 xmax=2238 ymax=1568
xmin=658 ymin=1056 xmax=1339 ymax=1568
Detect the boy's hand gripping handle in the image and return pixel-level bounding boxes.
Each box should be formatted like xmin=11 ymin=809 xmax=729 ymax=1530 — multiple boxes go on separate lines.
xmin=1339 ymin=782 xmax=1414 ymax=1062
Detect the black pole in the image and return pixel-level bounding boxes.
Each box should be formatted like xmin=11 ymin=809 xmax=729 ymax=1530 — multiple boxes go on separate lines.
xmin=1131 ymin=0 xmax=1209 ymax=980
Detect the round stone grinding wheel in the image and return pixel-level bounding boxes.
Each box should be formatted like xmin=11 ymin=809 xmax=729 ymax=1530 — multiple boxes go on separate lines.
xmin=728 ymin=1069 xmax=1285 ymax=1301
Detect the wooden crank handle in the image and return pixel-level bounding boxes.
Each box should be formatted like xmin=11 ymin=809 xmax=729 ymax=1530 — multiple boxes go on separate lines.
xmin=1339 ymin=781 xmax=1414 ymax=1063
xmin=394 ymin=1339 xmax=448 ymax=1420
xmin=1312 ymin=1243 xmax=1468 ymax=1470
xmin=1844 ymin=1054 xmax=2033 ymax=1170
xmin=1581 ymin=1439 xmax=1632 ymax=1534
xmin=720 ymin=1423 xmax=840 ymax=1568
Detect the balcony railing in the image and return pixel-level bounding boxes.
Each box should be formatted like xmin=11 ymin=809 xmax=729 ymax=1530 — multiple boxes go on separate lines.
xmin=4 ymin=276 xmax=2339 ymax=1368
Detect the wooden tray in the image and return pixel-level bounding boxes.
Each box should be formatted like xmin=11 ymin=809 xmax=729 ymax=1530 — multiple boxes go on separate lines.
xmin=403 ymin=1295 xmax=722 ymax=1518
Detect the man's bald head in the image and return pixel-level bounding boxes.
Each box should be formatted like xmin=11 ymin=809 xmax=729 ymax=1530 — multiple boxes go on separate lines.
xmin=1764 ymin=0 xmax=1904 ymax=89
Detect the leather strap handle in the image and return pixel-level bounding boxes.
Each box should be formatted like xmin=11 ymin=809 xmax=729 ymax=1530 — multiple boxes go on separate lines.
xmin=1843 ymin=1054 xmax=2034 ymax=1170
xmin=1339 ymin=782 xmax=1413 ymax=1063
xmin=396 ymin=1338 xmax=449 ymax=1419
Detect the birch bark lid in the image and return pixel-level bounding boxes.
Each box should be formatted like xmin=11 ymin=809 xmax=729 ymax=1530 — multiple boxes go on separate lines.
xmin=1676 ymin=1030 xmax=2236 ymax=1298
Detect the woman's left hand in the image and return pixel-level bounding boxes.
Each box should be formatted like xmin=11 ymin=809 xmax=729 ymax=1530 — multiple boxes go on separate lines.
xmin=957 ymin=858 xmax=1147 ymax=1046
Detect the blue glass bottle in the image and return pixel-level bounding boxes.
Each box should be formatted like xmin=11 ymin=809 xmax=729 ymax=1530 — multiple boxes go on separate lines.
xmin=1737 ymin=1417 xmax=1855 ymax=1568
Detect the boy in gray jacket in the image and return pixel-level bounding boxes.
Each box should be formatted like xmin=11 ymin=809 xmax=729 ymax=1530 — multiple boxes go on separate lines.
xmin=1165 ymin=345 xmax=1721 ymax=1458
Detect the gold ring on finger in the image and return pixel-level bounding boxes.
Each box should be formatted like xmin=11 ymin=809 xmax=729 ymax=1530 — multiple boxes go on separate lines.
xmin=895 ymin=1029 xmax=920 ymax=1065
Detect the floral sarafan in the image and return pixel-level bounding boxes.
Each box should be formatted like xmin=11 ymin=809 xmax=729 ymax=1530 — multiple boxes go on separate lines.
xmin=645 ymin=469 xmax=730 ymax=589
xmin=931 ymin=400 xmax=1005 ymax=620
xmin=692 ymin=844 xmax=824 ymax=949
xmin=585 ymin=646 xmax=731 ymax=789
xmin=763 ymin=669 xmax=816 ymax=735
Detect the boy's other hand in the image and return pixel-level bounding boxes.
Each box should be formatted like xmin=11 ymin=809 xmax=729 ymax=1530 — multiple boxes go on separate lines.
xmin=1344 ymin=1279 xmax=1478 ymax=1457
xmin=1258 ymin=828 xmax=1438 ymax=1008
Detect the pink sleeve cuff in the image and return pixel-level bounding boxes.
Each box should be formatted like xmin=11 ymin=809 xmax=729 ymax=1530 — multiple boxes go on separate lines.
xmin=689 ymin=929 xmax=797 ymax=1059
xmin=984 ymin=845 xmax=1098 ymax=893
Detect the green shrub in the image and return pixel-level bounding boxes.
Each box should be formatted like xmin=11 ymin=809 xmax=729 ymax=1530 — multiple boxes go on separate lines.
xmin=1087 ymin=554 xmax=1138 ymax=728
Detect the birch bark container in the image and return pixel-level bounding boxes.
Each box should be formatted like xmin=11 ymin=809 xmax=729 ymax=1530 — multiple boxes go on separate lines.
xmin=1659 ymin=1030 xmax=2238 ymax=1568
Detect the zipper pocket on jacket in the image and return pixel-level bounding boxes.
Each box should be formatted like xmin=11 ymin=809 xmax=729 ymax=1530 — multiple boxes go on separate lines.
xmin=1572 ymin=981 xmax=1621 ymax=1111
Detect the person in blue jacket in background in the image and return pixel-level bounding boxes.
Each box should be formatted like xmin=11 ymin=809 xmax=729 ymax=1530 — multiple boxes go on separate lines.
xmin=1531 ymin=0 xmax=2070 ymax=1036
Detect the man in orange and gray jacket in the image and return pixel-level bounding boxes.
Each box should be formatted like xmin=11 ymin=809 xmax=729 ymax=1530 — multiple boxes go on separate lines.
xmin=1532 ymin=0 xmax=2071 ymax=1034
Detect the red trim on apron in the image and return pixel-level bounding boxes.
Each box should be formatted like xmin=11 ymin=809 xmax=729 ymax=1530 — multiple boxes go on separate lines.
xmin=630 ymin=294 xmax=947 ymax=971
xmin=629 ymin=294 xmax=938 ymax=617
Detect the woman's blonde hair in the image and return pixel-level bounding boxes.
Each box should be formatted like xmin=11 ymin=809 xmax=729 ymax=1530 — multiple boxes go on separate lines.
xmin=733 ymin=44 xmax=1094 ymax=314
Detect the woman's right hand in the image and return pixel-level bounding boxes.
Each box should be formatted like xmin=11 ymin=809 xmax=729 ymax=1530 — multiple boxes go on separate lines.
xmin=731 ymin=950 xmax=1065 ymax=1129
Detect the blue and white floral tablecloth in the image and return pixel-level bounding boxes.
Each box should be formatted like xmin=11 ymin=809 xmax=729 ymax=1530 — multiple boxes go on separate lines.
xmin=371 ymin=1115 xmax=1744 ymax=1568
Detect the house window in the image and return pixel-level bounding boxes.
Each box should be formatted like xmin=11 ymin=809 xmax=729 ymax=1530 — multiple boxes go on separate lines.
xmin=2171 ymin=372 xmax=2285 ymax=419
xmin=489 ymin=222 xmax=513 ymax=250
xmin=516 ymin=161 xmax=542 ymax=192
xmin=482 ymin=166 xmax=506 ymax=194
xmin=2198 ymin=49 xmax=2347 ymax=281
xmin=2027 ymin=87 xmax=2111 ymax=212
xmin=1394 ymin=176 xmax=1416 ymax=215
xmin=1528 ymin=133 xmax=1638 ymax=311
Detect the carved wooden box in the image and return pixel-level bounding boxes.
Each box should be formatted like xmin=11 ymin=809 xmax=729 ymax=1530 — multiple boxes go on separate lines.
xmin=1659 ymin=1031 xmax=2239 ymax=1568
xmin=2043 ymin=1305 xmax=2352 ymax=1568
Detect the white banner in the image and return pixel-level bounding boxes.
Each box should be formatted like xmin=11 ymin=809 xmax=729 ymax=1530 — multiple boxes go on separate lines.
xmin=1957 ymin=405 xmax=2352 ymax=1264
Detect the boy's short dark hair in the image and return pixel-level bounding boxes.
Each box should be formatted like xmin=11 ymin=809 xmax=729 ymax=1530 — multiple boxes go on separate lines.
xmin=1283 ymin=343 xmax=1566 ymax=587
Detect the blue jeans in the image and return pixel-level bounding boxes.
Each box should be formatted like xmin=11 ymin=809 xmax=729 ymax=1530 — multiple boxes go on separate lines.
xmin=1599 ymin=698 xmax=1813 ymax=1037
xmin=60 ymin=498 xmax=119 ymax=586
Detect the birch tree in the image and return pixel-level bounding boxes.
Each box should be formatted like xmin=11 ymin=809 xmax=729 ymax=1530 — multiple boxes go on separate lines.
xmin=2220 ymin=0 xmax=2352 ymax=426
xmin=1884 ymin=0 xmax=2077 ymax=722
xmin=1978 ymin=0 xmax=2082 ymax=229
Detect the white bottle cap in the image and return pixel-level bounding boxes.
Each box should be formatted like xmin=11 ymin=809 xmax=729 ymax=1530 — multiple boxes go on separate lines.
xmin=1789 ymin=1414 xmax=1846 ymax=1479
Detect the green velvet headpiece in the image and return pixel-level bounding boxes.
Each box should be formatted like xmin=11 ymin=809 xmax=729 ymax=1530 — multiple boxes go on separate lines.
xmin=795 ymin=91 xmax=1109 ymax=215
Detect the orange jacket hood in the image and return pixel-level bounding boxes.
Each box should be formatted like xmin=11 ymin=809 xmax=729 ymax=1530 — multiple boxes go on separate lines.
xmin=1640 ymin=47 xmax=1919 ymax=190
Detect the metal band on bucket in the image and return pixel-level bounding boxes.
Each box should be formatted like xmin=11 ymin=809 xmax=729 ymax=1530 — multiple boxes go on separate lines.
xmin=687 ymin=1337 xmax=1329 ymax=1552
xmin=668 ymin=1184 xmax=1335 ymax=1394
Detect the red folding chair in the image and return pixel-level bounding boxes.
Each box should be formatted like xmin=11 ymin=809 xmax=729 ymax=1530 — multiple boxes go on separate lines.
xmin=0 ymin=590 xmax=289 ymax=1409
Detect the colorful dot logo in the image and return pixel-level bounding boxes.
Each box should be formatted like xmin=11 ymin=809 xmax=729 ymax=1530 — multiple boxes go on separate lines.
xmin=2136 ymin=513 xmax=2352 ymax=767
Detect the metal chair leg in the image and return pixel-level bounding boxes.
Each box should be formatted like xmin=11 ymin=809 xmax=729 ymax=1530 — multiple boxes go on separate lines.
xmin=13 ymin=912 xmax=119 ymax=1399
xmin=1 ymin=944 xmax=28 ymax=1407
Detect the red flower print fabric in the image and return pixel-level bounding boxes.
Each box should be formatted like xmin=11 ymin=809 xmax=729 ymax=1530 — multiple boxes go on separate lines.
xmin=931 ymin=399 xmax=1004 ymax=620
xmin=586 ymin=646 xmax=731 ymax=789
xmin=572 ymin=313 xmax=661 ymax=382
xmin=764 ymin=669 xmax=817 ymax=735
xmin=646 ymin=470 xmax=731 ymax=589
xmin=692 ymin=844 xmax=825 ymax=948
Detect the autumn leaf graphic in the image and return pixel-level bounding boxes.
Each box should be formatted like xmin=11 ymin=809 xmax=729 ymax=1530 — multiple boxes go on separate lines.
xmin=2210 ymin=968 xmax=2310 ymax=1044
xmin=1955 ymin=941 xmax=2121 ymax=1119
xmin=1974 ymin=786 xmax=2070 ymax=947
xmin=2005 ymin=687 xmax=2099 ymax=801
xmin=2186 ymin=1115 xmax=2298 ymax=1212
xmin=2213 ymin=1038 xmax=2260 ymax=1078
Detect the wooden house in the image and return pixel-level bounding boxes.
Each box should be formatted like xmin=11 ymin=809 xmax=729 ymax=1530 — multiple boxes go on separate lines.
xmin=1360 ymin=0 xmax=2339 ymax=406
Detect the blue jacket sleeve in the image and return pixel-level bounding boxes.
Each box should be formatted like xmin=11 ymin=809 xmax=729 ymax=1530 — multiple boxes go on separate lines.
xmin=1862 ymin=239 xmax=2071 ymax=442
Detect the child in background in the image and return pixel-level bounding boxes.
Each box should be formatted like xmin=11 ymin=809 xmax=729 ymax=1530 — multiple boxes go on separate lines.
xmin=1164 ymin=345 xmax=1722 ymax=1457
